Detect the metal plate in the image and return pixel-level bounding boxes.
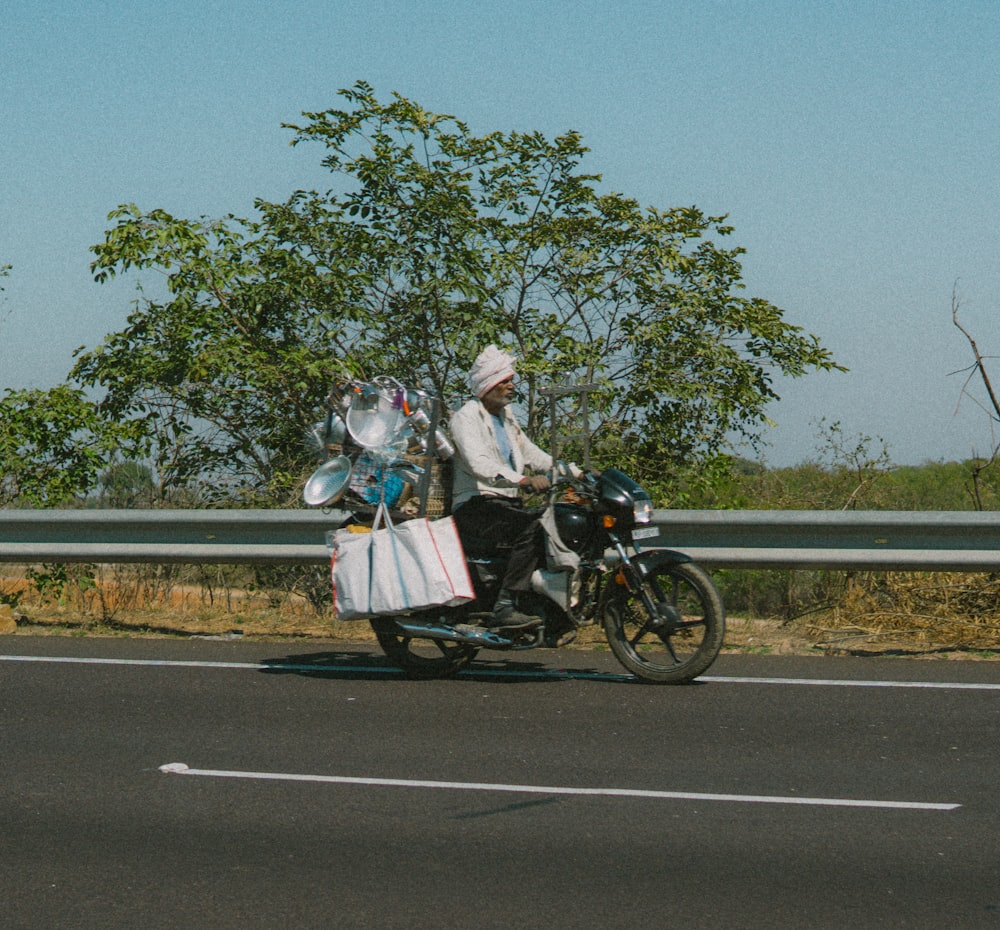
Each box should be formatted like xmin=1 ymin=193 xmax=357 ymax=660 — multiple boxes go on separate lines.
xmin=345 ymin=387 xmax=404 ymax=451
xmin=302 ymin=456 xmax=353 ymax=506
xmin=632 ymin=526 xmax=660 ymax=540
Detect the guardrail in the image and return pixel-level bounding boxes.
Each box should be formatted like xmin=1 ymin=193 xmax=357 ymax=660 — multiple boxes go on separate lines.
xmin=2 ymin=508 xmax=1000 ymax=571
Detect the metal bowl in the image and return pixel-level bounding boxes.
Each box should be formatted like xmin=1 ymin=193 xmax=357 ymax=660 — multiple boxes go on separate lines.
xmin=302 ymin=455 xmax=353 ymax=507
xmin=345 ymin=386 xmax=404 ymax=451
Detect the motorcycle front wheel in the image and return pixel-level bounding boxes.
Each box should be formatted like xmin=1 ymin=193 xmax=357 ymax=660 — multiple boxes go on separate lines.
xmin=370 ymin=617 xmax=480 ymax=679
xmin=601 ymin=561 xmax=725 ymax=684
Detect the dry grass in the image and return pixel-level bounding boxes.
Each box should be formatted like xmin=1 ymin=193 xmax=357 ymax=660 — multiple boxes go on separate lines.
xmin=804 ymin=572 xmax=1000 ymax=655
xmin=0 ymin=565 xmax=360 ymax=641
xmin=4 ymin=566 xmax=1000 ymax=659
xmin=722 ymin=572 xmax=1000 ymax=659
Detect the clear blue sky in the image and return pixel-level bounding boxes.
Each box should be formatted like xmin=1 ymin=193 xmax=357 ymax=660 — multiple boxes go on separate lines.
xmin=3 ymin=0 xmax=999 ymax=466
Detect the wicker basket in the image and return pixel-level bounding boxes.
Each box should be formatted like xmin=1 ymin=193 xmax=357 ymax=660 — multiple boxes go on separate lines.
xmin=404 ymin=454 xmax=453 ymax=516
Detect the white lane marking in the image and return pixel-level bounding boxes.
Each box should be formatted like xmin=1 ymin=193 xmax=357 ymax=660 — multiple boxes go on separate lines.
xmin=1 ymin=654 xmax=271 ymax=671
xmin=157 ymin=762 xmax=959 ymax=811
xmin=702 ymin=675 xmax=1000 ymax=690
xmin=4 ymin=653 xmax=1000 ymax=690
xmin=0 ymin=656 xmax=273 ymax=669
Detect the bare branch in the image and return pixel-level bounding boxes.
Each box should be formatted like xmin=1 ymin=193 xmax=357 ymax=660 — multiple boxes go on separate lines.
xmin=952 ymin=284 xmax=1000 ymax=421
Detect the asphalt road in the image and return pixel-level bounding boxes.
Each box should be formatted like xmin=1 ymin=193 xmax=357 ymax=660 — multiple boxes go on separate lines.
xmin=2 ymin=635 xmax=999 ymax=929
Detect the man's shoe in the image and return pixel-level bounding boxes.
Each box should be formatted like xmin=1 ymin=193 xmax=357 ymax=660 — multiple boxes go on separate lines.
xmin=487 ymin=603 xmax=542 ymax=631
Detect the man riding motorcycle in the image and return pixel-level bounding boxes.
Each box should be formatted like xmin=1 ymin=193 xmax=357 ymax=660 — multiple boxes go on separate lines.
xmin=449 ymin=345 xmax=561 ymax=631
xmin=302 ymin=364 xmax=726 ymax=683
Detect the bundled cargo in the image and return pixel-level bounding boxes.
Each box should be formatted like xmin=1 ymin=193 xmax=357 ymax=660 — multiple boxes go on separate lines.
xmin=302 ymin=376 xmax=454 ymax=516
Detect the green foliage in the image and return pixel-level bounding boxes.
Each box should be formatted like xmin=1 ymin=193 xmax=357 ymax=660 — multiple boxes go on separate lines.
xmin=24 ymin=563 xmax=96 ymax=606
xmin=82 ymin=205 xmax=340 ymax=503
xmin=0 ymin=384 xmax=130 ymax=506
xmin=78 ymin=81 xmax=841 ymax=500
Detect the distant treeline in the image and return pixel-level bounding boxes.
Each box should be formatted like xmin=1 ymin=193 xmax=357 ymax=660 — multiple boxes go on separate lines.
xmin=684 ymin=457 xmax=1000 ymax=512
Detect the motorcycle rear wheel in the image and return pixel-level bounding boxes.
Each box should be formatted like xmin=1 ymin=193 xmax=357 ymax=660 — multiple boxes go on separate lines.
xmin=370 ymin=617 xmax=480 ymax=679
xmin=601 ymin=561 xmax=725 ymax=684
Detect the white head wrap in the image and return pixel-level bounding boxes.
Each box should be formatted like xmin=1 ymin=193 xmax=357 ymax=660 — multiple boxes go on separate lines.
xmin=468 ymin=345 xmax=516 ymax=397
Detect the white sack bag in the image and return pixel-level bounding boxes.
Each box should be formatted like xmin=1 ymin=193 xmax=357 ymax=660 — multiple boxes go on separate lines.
xmin=331 ymin=513 xmax=474 ymax=621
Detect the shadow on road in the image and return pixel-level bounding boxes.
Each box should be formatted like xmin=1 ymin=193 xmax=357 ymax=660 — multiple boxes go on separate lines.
xmin=258 ymin=649 xmax=401 ymax=681
xmin=257 ymin=648 xmax=648 ymax=684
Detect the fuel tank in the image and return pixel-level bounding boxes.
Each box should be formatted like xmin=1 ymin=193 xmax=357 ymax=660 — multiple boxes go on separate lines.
xmin=552 ymin=501 xmax=596 ymax=554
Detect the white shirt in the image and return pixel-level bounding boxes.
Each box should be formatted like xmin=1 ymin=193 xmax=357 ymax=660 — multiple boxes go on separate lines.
xmin=449 ymin=398 xmax=553 ymax=508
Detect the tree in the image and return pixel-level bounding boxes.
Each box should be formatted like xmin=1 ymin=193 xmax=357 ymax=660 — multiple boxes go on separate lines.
xmin=0 ymin=384 xmax=125 ymax=506
xmin=78 ymin=81 xmax=842 ymax=501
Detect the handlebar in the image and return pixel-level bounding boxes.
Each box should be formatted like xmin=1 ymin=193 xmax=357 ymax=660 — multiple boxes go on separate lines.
xmin=545 ymin=468 xmax=600 ymax=505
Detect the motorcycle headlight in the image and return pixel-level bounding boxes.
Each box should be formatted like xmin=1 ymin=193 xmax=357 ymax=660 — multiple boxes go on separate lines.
xmin=633 ymin=500 xmax=653 ymax=524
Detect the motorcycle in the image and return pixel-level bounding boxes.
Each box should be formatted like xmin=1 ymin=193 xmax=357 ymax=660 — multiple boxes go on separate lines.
xmin=302 ymin=380 xmax=726 ymax=684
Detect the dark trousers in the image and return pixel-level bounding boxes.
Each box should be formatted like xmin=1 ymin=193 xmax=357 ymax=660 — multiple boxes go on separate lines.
xmin=451 ymin=495 xmax=544 ymax=593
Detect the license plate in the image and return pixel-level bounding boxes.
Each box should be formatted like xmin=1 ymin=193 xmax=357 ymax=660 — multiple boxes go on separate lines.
xmin=632 ymin=526 xmax=659 ymax=540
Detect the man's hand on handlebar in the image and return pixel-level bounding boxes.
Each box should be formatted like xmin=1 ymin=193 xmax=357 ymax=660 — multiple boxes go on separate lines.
xmin=519 ymin=474 xmax=552 ymax=493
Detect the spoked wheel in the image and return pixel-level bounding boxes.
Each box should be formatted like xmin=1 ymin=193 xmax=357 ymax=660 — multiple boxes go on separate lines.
xmin=370 ymin=617 xmax=479 ymax=679
xmin=601 ymin=561 xmax=725 ymax=684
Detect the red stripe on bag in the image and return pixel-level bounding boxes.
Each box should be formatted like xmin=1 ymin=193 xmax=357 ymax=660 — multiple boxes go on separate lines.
xmin=426 ymin=522 xmax=455 ymax=596
xmin=330 ymin=552 xmax=340 ymax=616
xmin=428 ymin=518 xmax=474 ymax=598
